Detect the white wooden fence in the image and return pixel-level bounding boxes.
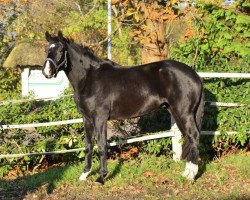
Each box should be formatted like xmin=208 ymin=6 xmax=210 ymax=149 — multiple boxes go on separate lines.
xmin=0 ymin=72 xmax=249 ymax=159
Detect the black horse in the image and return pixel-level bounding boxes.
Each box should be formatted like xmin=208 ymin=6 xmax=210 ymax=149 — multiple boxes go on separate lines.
xmin=42 ymin=31 xmax=204 ymax=184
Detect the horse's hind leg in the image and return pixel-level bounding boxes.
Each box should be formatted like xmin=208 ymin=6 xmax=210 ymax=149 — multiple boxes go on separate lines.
xmin=181 ymin=115 xmax=200 ymax=180
xmin=79 ymin=118 xmax=94 ymax=181
xmin=171 ymin=111 xmax=200 ymax=180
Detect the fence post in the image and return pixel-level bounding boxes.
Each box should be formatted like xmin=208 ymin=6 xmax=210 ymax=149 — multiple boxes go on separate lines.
xmin=171 ymin=115 xmax=182 ymax=161
xmin=21 ymin=68 xmax=29 ymax=97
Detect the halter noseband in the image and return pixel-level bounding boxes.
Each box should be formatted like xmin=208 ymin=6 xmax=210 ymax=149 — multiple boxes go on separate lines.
xmin=46 ymin=50 xmax=68 ymax=78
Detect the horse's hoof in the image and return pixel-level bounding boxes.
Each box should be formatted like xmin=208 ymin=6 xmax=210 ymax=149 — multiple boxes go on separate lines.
xmin=182 ymin=161 xmax=198 ymax=181
xmin=94 ymin=176 xmax=104 ymax=185
xmin=79 ymin=171 xmax=91 ymax=181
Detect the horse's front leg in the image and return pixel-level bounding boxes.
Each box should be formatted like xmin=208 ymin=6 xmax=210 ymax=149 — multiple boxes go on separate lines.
xmin=95 ymin=118 xmax=108 ymax=185
xmin=79 ymin=118 xmax=94 ymax=181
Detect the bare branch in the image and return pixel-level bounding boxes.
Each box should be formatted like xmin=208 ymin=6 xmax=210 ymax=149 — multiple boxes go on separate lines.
xmin=85 ymin=23 xmax=123 ymax=48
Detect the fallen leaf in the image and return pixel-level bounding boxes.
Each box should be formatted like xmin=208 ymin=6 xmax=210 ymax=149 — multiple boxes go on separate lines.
xmin=143 ymin=170 xmax=156 ymax=177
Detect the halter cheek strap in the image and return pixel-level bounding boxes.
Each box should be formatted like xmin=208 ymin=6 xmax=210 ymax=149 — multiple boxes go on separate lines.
xmin=46 ymin=51 xmax=68 ymax=78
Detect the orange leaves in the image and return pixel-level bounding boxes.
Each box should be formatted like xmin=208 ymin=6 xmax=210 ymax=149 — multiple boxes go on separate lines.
xmin=129 ymin=28 xmax=148 ymax=43
xmin=120 ymin=147 xmax=138 ymax=159
xmin=143 ymin=170 xmax=156 ymax=177
xmin=121 ymin=0 xmax=130 ymax=7
xmin=129 ymin=30 xmax=141 ymax=38
xmin=148 ymin=10 xmax=161 ymax=21
xmin=168 ymin=0 xmax=179 ymax=4
xmin=0 ymin=0 xmax=13 ymax=4
xmin=164 ymin=9 xmax=177 ymax=21
xmin=183 ymin=27 xmax=208 ymax=40
xmin=111 ymin=0 xmax=120 ymax=5
xmin=130 ymin=28 xmax=158 ymax=45
xmin=199 ymin=27 xmax=208 ymax=39
xmin=122 ymin=1 xmax=180 ymax=23
xmin=184 ymin=28 xmax=195 ymax=39
xmin=0 ymin=14 xmax=4 ymax=23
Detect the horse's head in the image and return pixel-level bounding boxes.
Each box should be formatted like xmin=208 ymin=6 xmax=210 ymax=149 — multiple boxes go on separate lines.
xmin=42 ymin=31 xmax=68 ymax=78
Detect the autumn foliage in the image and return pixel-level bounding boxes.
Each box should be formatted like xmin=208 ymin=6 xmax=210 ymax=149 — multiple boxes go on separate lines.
xmin=112 ymin=0 xmax=187 ymax=63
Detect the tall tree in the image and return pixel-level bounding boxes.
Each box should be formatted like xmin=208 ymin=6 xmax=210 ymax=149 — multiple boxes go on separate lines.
xmin=112 ymin=0 xmax=185 ymax=63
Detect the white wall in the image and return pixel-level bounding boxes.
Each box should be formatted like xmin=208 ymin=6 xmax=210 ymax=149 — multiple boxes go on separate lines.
xmin=21 ymin=68 xmax=69 ymax=98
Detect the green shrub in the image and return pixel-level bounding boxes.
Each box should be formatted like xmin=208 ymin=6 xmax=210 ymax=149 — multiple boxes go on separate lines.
xmin=170 ymin=1 xmax=250 ymax=157
xmin=0 ymin=67 xmax=22 ymax=100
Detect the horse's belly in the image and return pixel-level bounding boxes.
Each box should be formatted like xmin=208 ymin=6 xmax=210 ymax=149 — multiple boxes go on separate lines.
xmin=109 ymin=94 xmax=162 ymax=120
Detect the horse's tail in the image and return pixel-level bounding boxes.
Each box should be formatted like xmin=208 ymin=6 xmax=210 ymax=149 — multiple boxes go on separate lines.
xmin=195 ymin=79 xmax=205 ymax=132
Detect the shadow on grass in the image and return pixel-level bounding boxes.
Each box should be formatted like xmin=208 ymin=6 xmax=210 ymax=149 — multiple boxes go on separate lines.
xmin=0 ymin=156 xmax=125 ymax=199
xmin=0 ymin=164 xmax=70 ymax=199
xmin=106 ymin=158 xmax=123 ymax=181
xmin=0 ymin=136 xmax=80 ymax=199
xmin=86 ymin=157 xmax=123 ymax=183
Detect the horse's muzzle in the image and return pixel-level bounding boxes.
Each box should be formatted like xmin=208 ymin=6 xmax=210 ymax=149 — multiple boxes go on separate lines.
xmin=42 ymin=60 xmax=54 ymax=78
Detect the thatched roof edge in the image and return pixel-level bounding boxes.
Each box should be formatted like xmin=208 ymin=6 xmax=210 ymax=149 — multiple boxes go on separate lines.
xmin=3 ymin=40 xmax=46 ymax=68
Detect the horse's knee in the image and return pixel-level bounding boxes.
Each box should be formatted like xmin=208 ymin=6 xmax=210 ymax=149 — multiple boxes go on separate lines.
xmin=98 ymin=147 xmax=107 ymax=157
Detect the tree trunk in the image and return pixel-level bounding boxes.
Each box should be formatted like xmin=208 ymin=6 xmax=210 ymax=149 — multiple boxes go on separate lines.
xmin=139 ymin=2 xmax=169 ymax=64
xmin=141 ymin=40 xmax=168 ymax=64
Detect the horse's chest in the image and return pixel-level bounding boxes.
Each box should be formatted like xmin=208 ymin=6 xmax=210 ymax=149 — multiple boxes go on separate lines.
xmin=74 ymin=94 xmax=84 ymax=114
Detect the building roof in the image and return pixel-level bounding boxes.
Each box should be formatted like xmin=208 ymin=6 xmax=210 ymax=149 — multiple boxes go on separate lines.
xmin=3 ymin=41 xmax=46 ymax=68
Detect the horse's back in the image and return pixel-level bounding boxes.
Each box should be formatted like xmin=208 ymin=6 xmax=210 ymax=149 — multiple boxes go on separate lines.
xmin=96 ymin=60 xmax=202 ymax=100
xmin=147 ymin=60 xmax=201 ymax=82
xmin=137 ymin=60 xmax=203 ymax=97
xmin=93 ymin=60 xmax=202 ymax=119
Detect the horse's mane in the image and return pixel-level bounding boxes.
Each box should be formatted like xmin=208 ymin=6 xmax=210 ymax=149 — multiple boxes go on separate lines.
xmin=62 ymin=36 xmax=120 ymax=67
xmin=65 ymin=39 xmax=103 ymax=63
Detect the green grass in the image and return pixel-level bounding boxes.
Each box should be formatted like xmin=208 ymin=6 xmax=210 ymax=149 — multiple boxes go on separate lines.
xmin=0 ymin=153 xmax=249 ymax=200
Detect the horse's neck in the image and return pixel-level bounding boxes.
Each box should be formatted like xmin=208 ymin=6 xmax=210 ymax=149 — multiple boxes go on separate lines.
xmin=65 ymin=43 xmax=102 ymax=91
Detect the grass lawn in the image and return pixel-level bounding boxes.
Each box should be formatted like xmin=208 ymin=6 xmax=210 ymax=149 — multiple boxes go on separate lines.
xmin=0 ymin=152 xmax=249 ymax=200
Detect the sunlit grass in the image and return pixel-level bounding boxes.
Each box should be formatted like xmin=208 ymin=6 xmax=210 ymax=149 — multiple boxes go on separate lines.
xmin=0 ymin=152 xmax=249 ymax=199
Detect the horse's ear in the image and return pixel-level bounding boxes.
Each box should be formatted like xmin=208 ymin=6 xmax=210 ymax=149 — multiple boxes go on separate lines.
xmin=45 ymin=31 xmax=52 ymax=42
xmin=58 ymin=31 xmax=64 ymax=41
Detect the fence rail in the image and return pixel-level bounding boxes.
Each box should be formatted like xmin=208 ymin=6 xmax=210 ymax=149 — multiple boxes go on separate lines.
xmin=198 ymin=72 xmax=250 ymax=78
xmin=0 ymin=72 xmax=249 ymax=159
xmin=0 ymin=118 xmax=83 ymax=129
xmin=1 ymin=101 xmax=248 ymax=130
xmin=0 ymin=100 xmax=245 ymax=159
xmin=0 ymin=131 xmax=238 ymax=159
xmin=0 ymin=94 xmax=73 ymax=105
